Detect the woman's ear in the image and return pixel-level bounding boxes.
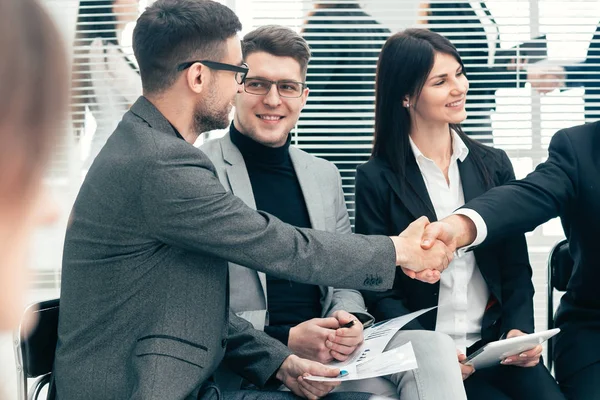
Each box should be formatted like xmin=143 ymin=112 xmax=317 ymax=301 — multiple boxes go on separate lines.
xmin=403 ymin=96 xmax=411 ymax=108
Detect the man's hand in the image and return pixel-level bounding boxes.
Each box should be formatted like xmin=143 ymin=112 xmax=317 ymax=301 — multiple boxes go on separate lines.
xmin=457 ymin=351 xmax=475 ymax=380
xmin=326 ymin=311 xmax=363 ymax=362
xmin=421 ymin=214 xmax=477 ymax=253
xmin=289 ymin=318 xmax=339 ymax=363
xmin=527 ymin=65 xmax=565 ymax=94
xmin=390 ymin=216 xmax=453 ymax=283
xmin=501 ymin=329 xmax=542 ymax=368
xmin=276 ymin=354 xmax=341 ymax=399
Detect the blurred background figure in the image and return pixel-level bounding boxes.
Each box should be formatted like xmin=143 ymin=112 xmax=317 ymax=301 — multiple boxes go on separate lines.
xmin=0 ymin=0 xmax=68 ymax=330
xmin=529 ymin=23 xmax=600 ymax=123
xmin=420 ymin=0 xmax=528 ymax=145
xmin=71 ymin=0 xmax=142 ymax=168
xmin=299 ymin=0 xmax=392 ymax=218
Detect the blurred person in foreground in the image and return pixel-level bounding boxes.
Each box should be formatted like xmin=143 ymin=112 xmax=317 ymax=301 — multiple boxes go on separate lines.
xmin=0 ymin=0 xmax=67 ymax=331
xmin=53 ymin=1 xmax=451 ymax=399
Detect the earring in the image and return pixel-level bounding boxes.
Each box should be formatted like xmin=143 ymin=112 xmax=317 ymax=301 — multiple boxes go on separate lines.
xmin=404 ymin=102 xmax=410 ymax=108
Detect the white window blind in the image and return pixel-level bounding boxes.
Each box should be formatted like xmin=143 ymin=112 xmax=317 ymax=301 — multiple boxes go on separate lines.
xmin=241 ymin=0 xmax=600 ymax=347
xmin=22 ymin=0 xmax=599 ymax=358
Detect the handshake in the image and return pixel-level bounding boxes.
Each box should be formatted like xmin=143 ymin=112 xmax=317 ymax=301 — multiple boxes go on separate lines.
xmin=389 ymin=215 xmax=477 ymax=284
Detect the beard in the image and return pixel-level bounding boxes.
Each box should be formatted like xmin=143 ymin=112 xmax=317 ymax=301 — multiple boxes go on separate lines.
xmin=193 ymin=87 xmax=232 ymax=135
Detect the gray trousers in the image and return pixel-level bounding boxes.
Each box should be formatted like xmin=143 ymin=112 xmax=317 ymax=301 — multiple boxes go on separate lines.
xmin=335 ymin=330 xmax=467 ymax=400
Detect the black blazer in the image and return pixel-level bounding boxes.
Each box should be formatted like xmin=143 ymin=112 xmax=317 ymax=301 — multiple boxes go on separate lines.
xmin=565 ymin=23 xmax=600 ymax=121
xmin=463 ymin=121 xmax=600 ymax=381
xmin=355 ymin=141 xmax=534 ymax=352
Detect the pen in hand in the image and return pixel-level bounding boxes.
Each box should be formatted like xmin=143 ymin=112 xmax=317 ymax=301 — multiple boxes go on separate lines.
xmin=340 ymin=320 xmax=356 ymax=329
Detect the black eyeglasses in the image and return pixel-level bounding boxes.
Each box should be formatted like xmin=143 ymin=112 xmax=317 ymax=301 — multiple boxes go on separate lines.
xmin=177 ymin=60 xmax=249 ymax=84
xmin=243 ymin=77 xmax=307 ymax=98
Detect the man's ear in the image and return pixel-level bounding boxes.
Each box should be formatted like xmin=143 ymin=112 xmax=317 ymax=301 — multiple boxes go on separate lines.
xmin=300 ymin=87 xmax=310 ymax=108
xmin=186 ymin=63 xmax=206 ymax=95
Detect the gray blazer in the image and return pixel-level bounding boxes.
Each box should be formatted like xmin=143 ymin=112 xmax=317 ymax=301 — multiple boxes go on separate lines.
xmin=200 ymin=133 xmax=374 ymax=328
xmin=54 ymin=97 xmax=396 ymax=400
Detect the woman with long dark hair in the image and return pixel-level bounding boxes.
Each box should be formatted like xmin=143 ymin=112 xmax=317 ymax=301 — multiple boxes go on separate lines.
xmin=355 ymin=29 xmax=565 ymax=399
xmin=72 ymin=0 xmax=141 ymax=167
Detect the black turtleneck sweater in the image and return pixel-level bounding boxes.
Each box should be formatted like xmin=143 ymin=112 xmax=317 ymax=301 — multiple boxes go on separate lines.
xmin=230 ymin=124 xmax=322 ymax=345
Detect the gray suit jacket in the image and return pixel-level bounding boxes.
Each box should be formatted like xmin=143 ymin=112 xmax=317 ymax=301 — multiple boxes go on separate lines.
xmin=200 ymin=133 xmax=373 ymax=328
xmin=54 ymin=97 xmax=396 ymax=400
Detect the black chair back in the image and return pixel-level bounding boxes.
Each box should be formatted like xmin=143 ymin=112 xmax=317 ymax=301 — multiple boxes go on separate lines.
xmin=546 ymin=239 xmax=573 ymax=372
xmin=15 ymin=298 xmax=59 ymax=400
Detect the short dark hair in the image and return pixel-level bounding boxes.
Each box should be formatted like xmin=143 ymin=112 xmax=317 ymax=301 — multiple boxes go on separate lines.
xmin=242 ymin=25 xmax=311 ymax=79
xmin=133 ymin=0 xmax=242 ymax=94
xmin=372 ymin=28 xmax=492 ymax=187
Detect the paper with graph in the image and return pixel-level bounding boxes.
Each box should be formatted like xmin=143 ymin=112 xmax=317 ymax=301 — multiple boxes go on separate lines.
xmin=305 ymin=307 xmax=436 ymax=381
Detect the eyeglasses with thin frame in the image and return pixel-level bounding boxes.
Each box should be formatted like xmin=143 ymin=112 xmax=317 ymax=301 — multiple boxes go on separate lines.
xmin=243 ymin=77 xmax=307 ymax=98
xmin=176 ymin=60 xmax=249 ymax=84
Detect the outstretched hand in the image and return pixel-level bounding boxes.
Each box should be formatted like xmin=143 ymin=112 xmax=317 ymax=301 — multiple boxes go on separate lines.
xmin=390 ymin=216 xmax=453 ymax=283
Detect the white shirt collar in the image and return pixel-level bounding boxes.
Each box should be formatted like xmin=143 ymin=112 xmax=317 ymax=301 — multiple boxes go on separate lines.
xmin=409 ymin=129 xmax=469 ymax=164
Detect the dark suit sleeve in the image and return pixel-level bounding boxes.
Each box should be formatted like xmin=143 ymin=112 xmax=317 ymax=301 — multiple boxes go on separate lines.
xmin=355 ymin=166 xmax=425 ymax=328
xmin=222 ymin=311 xmax=291 ymax=387
xmin=565 ymin=24 xmax=600 ymax=88
xmin=140 ymin=147 xmax=396 ymax=291
xmin=495 ymin=152 xmax=535 ymax=336
xmin=465 ymin=129 xmax=578 ymax=243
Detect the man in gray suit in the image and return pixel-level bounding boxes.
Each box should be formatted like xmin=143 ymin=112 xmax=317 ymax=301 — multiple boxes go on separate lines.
xmin=54 ymin=1 xmax=451 ymax=399
xmin=200 ymin=25 xmax=466 ymax=399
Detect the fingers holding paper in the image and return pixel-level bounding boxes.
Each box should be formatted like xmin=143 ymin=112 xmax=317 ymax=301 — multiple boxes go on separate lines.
xmin=276 ymin=354 xmax=340 ymax=399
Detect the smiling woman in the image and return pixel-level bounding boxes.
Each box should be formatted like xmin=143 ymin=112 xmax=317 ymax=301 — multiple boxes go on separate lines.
xmin=354 ymin=28 xmax=564 ymax=400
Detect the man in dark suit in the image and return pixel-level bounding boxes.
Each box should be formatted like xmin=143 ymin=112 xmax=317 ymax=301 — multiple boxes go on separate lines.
xmin=422 ymin=122 xmax=600 ymax=399
xmin=53 ymin=1 xmax=451 ymax=399
xmin=529 ymin=23 xmax=600 ymax=123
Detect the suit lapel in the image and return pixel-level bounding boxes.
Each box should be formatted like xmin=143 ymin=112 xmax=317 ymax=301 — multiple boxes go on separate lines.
xmin=221 ymin=133 xmax=257 ymax=209
xmin=289 ymin=147 xmax=327 ymax=231
xmin=289 ymin=147 xmax=330 ymax=302
xmin=457 ymin=149 xmax=487 ymax=202
xmin=384 ymin=155 xmax=437 ymax=222
xmin=220 ymin=134 xmax=266 ymax=298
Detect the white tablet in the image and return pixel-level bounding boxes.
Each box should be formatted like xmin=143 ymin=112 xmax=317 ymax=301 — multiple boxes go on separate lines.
xmin=461 ymin=328 xmax=560 ymax=370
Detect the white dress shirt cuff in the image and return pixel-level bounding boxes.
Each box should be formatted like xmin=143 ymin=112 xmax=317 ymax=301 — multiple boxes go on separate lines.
xmin=453 ymin=209 xmax=488 ymax=255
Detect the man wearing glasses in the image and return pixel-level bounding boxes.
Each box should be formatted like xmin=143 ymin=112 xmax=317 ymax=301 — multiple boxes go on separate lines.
xmin=55 ymin=1 xmax=454 ymax=400
xmin=200 ymin=25 xmax=466 ymax=400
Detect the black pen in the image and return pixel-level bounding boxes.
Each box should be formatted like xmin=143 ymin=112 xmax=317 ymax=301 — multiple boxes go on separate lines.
xmin=340 ymin=320 xmax=356 ymax=329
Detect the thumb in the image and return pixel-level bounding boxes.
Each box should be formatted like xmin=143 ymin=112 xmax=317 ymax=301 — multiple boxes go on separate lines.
xmin=421 ymin=223 xmax=445 ymax=249
xmin=314 ymin=317 xmax=342 ymax=329
xmin=332 ymin=310 xmax=354 ymax=325
xmin=307 ymin=360 xmax=340 ymax=378
xmin=403 ymin=216 xmax=430 ymax=236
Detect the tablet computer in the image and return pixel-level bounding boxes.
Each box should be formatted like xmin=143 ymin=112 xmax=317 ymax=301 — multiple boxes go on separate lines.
xmin=461 ymin=328 xmax=560 ymax=370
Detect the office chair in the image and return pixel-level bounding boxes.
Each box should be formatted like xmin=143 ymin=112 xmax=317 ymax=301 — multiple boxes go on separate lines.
xmin=14 ymin=298 xmax=59 ymax=400
xmin=547 ymin=239 xmax=573 ymax=372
